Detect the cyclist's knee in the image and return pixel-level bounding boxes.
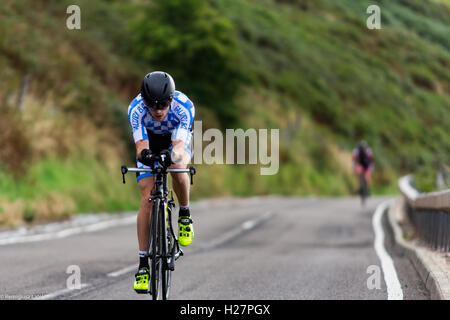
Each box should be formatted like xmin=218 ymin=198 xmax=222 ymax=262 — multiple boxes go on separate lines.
xmin=138 ymin=177 xmax=155 ymax=199
xmin=169 ymin=163 xmax=188 ymax=183
xmin=365 ymin=170 xmax=372 ymax=182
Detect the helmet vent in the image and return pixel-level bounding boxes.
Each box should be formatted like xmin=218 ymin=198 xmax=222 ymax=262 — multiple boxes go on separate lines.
xmin=163 ymin=83 xmax=168 ymax=94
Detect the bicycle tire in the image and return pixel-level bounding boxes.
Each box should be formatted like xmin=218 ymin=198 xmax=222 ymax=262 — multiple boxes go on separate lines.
xmin=360 ymin=172 xmax=367 ymax=206
xmin=150 ymin=198 xmax=161 ymax=300
xmin=161 ymin=200 xmax=173 ymax=300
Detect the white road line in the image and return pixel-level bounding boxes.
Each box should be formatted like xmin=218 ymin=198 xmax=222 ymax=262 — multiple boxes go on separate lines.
xmin=372 ymin=200 xmax=403 ymax=300
xmin=33 ymin=284 xmax=90 ymax=300
xmin=107 ymin=211 xmax=275 ymax=278
xmin=196 ymin=211 xmax=275 ymax=251
xmin=0 ymin=215 xmax=136 ymax=246
xmin=107 ymin=264 xmax=138 ymax=278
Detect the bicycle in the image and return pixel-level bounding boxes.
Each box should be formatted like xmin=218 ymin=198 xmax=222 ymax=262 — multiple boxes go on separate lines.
xmin=121 ymin=156 xmax=196 ymax=300
xmin=359 ymin=170 xmax=369 ymax=207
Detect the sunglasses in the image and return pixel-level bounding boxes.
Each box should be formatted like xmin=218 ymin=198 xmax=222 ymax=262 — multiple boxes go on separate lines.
xmin=145 ymin=99 xmax=172 ymax=111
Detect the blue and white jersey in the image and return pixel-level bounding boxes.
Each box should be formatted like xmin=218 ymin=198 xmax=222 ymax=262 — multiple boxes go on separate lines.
xmin=127 ymin=91 xmax=195 ymax=146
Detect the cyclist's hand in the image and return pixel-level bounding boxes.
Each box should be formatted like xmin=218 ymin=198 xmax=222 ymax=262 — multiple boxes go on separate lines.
xmin=140 ymin=149 xmax=155 ymax=166
xmin=159 ymin=149 xmax=173 ymax=167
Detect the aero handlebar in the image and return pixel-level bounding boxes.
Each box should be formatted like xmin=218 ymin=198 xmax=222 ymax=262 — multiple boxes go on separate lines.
xmin=121 ymin=165 xmax=196 ymax=185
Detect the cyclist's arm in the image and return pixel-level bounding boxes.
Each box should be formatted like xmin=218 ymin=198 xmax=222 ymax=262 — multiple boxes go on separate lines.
xmin=352 ymin=150 xmax=358 ymax=169
xmin=171 ymin=95 xmax=194 ymax=165
xmin=171 ymin=139 xmax=190 ymax=165
xmin=136 ymin=139 xmax=150 ymax=161
xmin=128 ymin=97 xmax=150 ymax=161
xmin=368 ymin=150 xmax=374 ymax=170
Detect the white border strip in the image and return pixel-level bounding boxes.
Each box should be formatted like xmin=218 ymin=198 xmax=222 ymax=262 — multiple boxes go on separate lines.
xmin=107 ymin=264 xmax=138 ymax=278
xmin=372 ymin=200 xmax=403 ymax=300
xmin=0 ymin=215 xmax=136 ymax=246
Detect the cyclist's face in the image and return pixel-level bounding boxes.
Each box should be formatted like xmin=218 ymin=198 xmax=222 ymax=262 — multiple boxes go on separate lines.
xmin=146 ymin=99 xmax=172 ymax=121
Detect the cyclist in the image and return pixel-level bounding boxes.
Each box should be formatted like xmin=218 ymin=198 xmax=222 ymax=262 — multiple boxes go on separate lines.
xmin=352 ymin=140 xmax=374 ymax=193
xmin=127 ymin=71 xmax=195 ymax=293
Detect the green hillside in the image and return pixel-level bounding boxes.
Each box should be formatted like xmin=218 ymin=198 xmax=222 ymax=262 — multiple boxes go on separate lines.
xmin=0 ymin=0 xmax=449 ymax=226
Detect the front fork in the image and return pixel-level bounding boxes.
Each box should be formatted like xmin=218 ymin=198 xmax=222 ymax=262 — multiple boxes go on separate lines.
xmin=150 ymin=189 xmax=182 ymax=272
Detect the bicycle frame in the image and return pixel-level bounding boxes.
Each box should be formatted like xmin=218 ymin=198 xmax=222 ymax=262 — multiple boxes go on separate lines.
xmin=121 ymin=164 xmax=196 ymax=299
xmin=359 ymin=170 xmax=368 ymax=206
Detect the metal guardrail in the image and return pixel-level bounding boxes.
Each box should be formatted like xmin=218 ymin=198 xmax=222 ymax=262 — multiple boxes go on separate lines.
xmin=399 ymin=175 xmax=450 ymax=252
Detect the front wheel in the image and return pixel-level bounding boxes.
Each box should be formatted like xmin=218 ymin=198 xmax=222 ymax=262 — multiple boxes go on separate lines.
xmin=150 ymin=198 xmax=161 ymax=300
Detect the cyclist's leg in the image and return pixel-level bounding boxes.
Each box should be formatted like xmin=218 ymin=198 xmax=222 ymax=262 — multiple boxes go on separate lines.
xmin=365 ymin=167 xmax=372 ymax=186
xmin=134 ymin=162 xmax=156 ymax=293
xmin=137 ymin=175 xmax=156 ymax=253
xmin=355 ymin=164 xmax=363 ymax=192
xmin=169 ymin=143 xmax=194 ymax=246
xmin=170 ymin=162 xmax=190 ymax=207
xmin=355 ymin=163 xmax=363 ymax=177
xmin=170 ymin=138 xmax=192 ymax=208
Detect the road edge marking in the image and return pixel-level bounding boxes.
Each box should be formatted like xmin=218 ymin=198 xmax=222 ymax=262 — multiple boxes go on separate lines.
xmin=0 ymin=215 xmax=136 ymax=246
xmin=372 ymin=200 xmax=403 ymax=300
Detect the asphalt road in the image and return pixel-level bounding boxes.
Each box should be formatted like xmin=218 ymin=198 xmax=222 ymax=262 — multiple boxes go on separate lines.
xmin=0 ymin=196 xmax=430 ymax=300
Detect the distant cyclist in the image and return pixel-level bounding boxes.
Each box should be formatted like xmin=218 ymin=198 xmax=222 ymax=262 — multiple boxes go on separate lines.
xmin=352 ymin=140 xmax=374 ymax=192
xmin=127 ymin=71 xmax=195 ymax=293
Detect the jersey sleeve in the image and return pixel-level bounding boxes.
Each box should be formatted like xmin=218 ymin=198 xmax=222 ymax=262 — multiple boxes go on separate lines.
xmin=172 ymin=94 xmax=195 ymax=145
xmin=127 ymin=96 xmax=149 ymax=143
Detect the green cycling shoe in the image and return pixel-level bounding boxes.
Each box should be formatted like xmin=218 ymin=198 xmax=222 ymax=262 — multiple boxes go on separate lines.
xmin=178 ymin=216 xmax=194 ymax=247
xmin=133 ymin=267 xmax=150 ymax=294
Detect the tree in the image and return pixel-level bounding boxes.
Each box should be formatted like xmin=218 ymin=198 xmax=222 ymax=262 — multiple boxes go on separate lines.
xmin=130 ymin=0 xmax=244 ymax=127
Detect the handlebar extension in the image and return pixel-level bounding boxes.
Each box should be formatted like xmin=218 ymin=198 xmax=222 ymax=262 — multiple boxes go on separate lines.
xmin=121 ymin=165 xmax=196 ymax=185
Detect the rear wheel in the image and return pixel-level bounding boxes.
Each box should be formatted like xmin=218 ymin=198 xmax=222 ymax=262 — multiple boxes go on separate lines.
xmin=360 ymin=172 xmax=368 ymax=206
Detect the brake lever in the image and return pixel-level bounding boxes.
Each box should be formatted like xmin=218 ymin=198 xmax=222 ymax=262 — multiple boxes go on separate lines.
xmin=121 ymin=165 xmax=128 ymax=184
xmin=189 ymin=166 xmax=196 ymax=185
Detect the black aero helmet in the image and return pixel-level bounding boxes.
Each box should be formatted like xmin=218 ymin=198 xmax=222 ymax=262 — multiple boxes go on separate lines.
xmin=140 ymin=71 xmax=175 ymax=108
